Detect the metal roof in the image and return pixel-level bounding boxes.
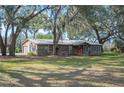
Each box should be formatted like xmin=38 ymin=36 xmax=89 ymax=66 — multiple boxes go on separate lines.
xmin=23 ymin=39 xmax=102 ymax=46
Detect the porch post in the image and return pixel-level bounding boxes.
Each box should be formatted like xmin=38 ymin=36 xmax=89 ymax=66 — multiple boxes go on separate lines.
xmin=48 ymin=45 xmax=49 ymax=54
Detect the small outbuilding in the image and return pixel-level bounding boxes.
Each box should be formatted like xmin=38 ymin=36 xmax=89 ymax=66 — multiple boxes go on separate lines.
xmin=22 ymin=39 xmax=103 ymax=56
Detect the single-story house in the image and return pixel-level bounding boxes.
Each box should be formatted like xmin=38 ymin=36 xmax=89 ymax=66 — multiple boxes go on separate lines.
xmin=22 ymin=39 xmax=103 ymax=56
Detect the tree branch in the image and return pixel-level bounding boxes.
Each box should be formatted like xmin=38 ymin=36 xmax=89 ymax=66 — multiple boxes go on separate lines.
xmin=23 ymin=6 xmax=49 ymax=22
xmin=14 ymin=5 xmax=21 ymax=14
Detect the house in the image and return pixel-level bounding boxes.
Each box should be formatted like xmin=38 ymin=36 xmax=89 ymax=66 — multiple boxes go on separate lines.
xmin=22 ymin=39 xmax=103 ymax=56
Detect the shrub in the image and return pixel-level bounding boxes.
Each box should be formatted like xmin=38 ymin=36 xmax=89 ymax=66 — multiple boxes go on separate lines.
xmin=110 ymin=47 xmax=117 ymax=52
xmin=28 ymin=52 xmax=36 ymax=56
xmin=103 ymin=51 xmax=119 ymax=56
xmin=16 ymin=47 xmax=20 ymax=53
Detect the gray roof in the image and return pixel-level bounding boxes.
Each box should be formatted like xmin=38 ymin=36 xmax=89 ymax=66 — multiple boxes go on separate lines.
xmin=24 ymin=39 xmax=102 ymax=46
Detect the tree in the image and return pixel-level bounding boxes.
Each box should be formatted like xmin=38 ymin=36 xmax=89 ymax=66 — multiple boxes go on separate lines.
xmin=47 ymin=6 xmax=79 ymax=54
xmin=64 ymin=6 xmax=89 ymax=40
xmin=23 ymin=13 xmax=48 ymax=39
xmin=16 ymin=32 xmax=25 ymax=52
xmin=0 ymin=5 xmax=49 ymax=56
xmin=111 ymin=6 xmax=124 ymax=42
xmin=36 ymin=33 xmax=53 ymax=39
xmin=0 ymin=6 xmax=9 ymax=56
xmin=74 ymin=6 xmax=122 ymax=52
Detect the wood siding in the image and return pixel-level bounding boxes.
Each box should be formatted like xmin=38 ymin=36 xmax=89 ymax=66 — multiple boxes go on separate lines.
xmin=57 ymin=45 xmax=70 ymax=56
xmin=37 ymin=45 xmax=49 ymax=56
xmin=49 ymin=45 xmax=53 ymax=55
xmin=83 ymin=45 xmax=102 ymax=56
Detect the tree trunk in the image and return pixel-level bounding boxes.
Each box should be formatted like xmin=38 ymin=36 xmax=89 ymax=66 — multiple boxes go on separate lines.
xmin=0 ymin=45 xmax=6 ymax=56
xmin=92 ymin=26 xmax=101 ymax=43
xmin=56 ymin=25 xmax=62 ymax=42
xmin=9 ymin=41 xmax=16 ymax=56
xmin=53 ymin=26 xmax=57 ymax=55
xmin=101 ymin=45 xmax=104 ymax=53
xmin=33 ymin=33 xmax=35 ymax=39
xmin=92 ymin=25 xmax=112 ymax=53
xmin=52 ymin=6 xmax=61 ymax=55
xmin=24 ymin=29 xmax=28 ymax=39
xmin=5 ymin=24 xmax=9 ymax=47
xmin=9 ymin=27 xmax=21 ymax=56
xmin=0 ymin=34 xmax=6 ymax=56
xmin=33 ymin=30 xmax=38 ymax=39
xmin=9 ymin=35 xmax=16 ymax=56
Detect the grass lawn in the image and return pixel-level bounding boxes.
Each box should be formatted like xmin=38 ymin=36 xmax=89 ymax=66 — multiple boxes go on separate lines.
xmin=0 ymin=52 xmax=124 ymax=87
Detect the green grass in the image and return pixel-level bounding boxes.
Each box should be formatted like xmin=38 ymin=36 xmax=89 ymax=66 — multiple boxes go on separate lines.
xmin=0 ymin=52 xmax=124 ymax=87
xmin=1 ymin=52 xmax=124 ymax=69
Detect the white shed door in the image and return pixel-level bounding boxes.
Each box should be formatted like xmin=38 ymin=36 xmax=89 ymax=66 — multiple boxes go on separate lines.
xmin=23 ymin=46 xmax=28 ymax=54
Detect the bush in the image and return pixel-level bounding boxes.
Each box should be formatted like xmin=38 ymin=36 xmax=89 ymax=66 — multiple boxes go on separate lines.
xmin=103 ymin=51 xmax=119 ymax=56
xmin=110 ymin=47 xmax=117 ymax=52
xmin=16 ymin=47 xmax=20 ymax=53
xmin=28 ymin=52 xmax=36 ymax=56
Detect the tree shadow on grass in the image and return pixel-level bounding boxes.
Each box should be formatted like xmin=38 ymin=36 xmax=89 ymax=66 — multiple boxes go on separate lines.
xmin=0 ymin=55 xmax=44 ymax=63
xmin=34 ymin=56 xmax=124 ymax=68
xmin=38 ymin=57 xmax=93 ymax=68
xmin=1 ymin=54 xmax=124 ymax=68
xmin=0 ymin=54 xmax=124 ymax=87
xmin=0 ymin=67 xmax=124 ymax=87
xmin=0 ymin=56 xmax=93 ymax=68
